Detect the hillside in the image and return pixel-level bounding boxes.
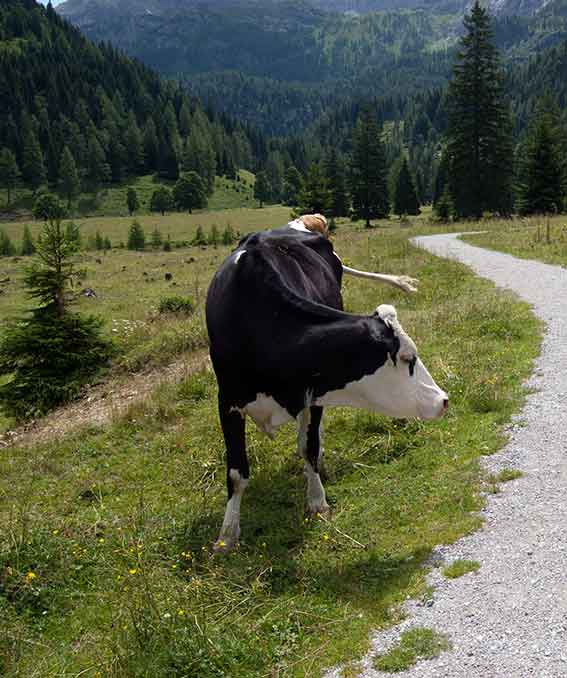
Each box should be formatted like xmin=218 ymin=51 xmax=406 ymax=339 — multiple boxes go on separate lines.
xmin=0 ymin=0 xmax=264 ymax=201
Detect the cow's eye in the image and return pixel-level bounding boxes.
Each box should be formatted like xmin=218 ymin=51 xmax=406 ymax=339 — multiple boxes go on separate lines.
xmin=401 ymin=355 xmax=417 ymax=377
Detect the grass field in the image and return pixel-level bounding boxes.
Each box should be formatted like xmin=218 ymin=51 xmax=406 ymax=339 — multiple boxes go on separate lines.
xmin=460 ymin=215 xmax=567 ymax=267
xmin=0 ymin=214 xmax=542 ymax=676
xmin=0 ymin=171 xmax=259 ymax=220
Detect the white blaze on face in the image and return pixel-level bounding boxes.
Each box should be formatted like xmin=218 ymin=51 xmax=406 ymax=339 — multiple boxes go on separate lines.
xmin=317 ymin=305 xmax=448 ymax=420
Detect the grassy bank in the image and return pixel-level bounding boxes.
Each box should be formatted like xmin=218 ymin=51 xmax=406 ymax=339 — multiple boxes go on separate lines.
xmin=460 ymin=215 xmax=567 ymax=267
xmin=0 ymin=223 xmax=541 ymax=677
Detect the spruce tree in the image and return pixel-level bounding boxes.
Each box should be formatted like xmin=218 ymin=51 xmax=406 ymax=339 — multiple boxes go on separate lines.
xmin=151 ymin=227 xmax=163 ymax=249
xmin=21 ymin=225 xmax=36 ymax=256
xmin=325 ymin=150 xmax=350 ymax=217
xmin=65 ymin=222 xmax=82 ymax=250
xmin=297 ymin=164 xmax=332 ymax=215
xmin=127 ymin=187 xmax=140 ymax=216
xmin=446 ymin=1 xmax=513 ymax=219
xmin=58 ymin=147 xmax=80 ymax=209
xmin=127 ymin=221 xmax=146 ymax=251
xmin=516 ymin=103 xmax=563 ymax=215
xmin=282 ymin=166 xmax=303 ymax=206
xmin=0 ymin=195 xmax=112 ymax=419
xmin=86 ymin=135 xmax=110 ymax=194
xmin=95 ymin=231 xmax=104 ymax=250
xmin=0 ymin=148 xmax=20 ymax=206
xmin=349 ymin=108 xmax=389 ymax=227
xmin=22 ymin=124 xmax=46 ymax=193
xmin=209 ymin=224 xmax=220 ymax=247
xmin=393 ymin=157 xmax=420 ymax=217
xmin=254 ymin=171 xmax=272 ymax=208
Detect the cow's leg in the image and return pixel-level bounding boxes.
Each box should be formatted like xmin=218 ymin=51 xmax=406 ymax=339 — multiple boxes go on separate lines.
xmin=215 ymin=398 xmax=249 ymax=551
xmin=297 ymin=406 xmax=329 ymax=516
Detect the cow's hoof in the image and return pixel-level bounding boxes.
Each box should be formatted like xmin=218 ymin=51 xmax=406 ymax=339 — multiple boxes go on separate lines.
xmin=308 ymin=504 xmax=330 ymax=518
xmin=212 ymin=538 xmax=237 ymax=554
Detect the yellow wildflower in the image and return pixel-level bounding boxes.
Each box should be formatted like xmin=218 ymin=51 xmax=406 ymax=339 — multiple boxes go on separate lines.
xmin=128 ymin=568 xmax=138 ymax=575
xmin=25 ymin=571 xmax=37 ymax=582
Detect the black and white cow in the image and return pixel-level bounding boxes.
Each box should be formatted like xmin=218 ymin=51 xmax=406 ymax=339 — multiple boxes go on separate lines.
xmin=206 ymin=225 xmax=448 ymax=550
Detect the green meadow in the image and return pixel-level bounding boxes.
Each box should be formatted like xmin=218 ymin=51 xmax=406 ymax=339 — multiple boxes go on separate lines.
xmin=0 ymin=212 xmax=541 ymax=676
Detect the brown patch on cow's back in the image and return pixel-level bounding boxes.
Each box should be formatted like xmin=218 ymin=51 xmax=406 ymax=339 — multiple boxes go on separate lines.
xmin=299 ymin=214 xmax=329 ymax=238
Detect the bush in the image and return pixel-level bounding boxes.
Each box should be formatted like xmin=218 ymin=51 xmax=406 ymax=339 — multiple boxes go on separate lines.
xmin=0 ymin=308 xmax=113 ymax=419
xmin=127 ymin=221 xmax=146 ymax=250
xmin=158 ymin=296 xmax=194 ymax=316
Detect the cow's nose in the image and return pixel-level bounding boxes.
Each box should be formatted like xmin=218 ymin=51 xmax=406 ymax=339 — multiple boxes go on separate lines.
xmin=443 ymin=399 xmax=449 ymax=411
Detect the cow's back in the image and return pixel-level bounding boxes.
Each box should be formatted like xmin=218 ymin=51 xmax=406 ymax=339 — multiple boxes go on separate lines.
xmin=206 ymin=227 xmax=343 ymax=385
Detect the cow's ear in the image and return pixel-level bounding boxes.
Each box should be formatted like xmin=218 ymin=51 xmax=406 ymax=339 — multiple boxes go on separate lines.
xmin=376 ymin=304 xmax=398 ymax=328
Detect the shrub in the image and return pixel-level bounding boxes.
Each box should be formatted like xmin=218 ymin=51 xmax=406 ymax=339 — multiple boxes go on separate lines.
xmin=127 ymin=221 xmax=146 ymax=250
xmin=158 ymin=295 xmax=194 ymax=316
xmin=0 ymin=228 xmax=15 ymax=256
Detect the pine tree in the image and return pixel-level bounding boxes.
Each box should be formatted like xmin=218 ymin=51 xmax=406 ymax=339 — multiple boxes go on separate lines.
xmin=150 ymin=187 xmax=174 ymax=216
xmin=325 ymin=150 xmax=350 ymax=217
xmin=22 ymin=123 xmax=46 ymax=193
xmin=349 ymin=108 xmax=389 ymax=227
xmin=65 ymin=222 xmax=82 ymax=250
xmin=297 ymin=164 xmax=332 ymax=215
xmin=254 ymin=171 xmax=272 ymax=208
xmin=0 ymin=148 xmax=20 ymax=206
xmin=103 ymin=236 xmax=112 ymax=252
xmin=192 ymin=225 xmax=207 ymax=246
xmin=209 ymin=224 xmax=219 ymax=247
xmin=95 ymin=231 xmax=104 ymax=250
xmin=58 ymin=147 xmax=80 ymax=209
xmin=127 ymin=221 xmax=146 ymax=250
xmin=282 ymin=166 xmax=303 ymax=206
xmin=446 ymin=1 xmax=513 ymax=219
xmin=127 ymin=187 xmax=140 ymax=216
xmin=393 ymin=157 xmax=420 ymax=217
xmin=435 ymin=188 xmax=454 ymax=223
xmin=86 ymin=135 xmax=110 ymax=194
xmin=174 ymin=173 xmax=207 ymax=213
xmin=222 ymin=224 xmax=236 ymax=245
xmin=151 ymin=227 xmax=163 ymax=249
xmin=516 ymin=103 xmax=563 ymax=215
xmin=0 ymin=195 xmax=112 ymax=419
xmin=0 ymin=229 xmax=15 ymax=256
xmin=21 ymin=225 xmax=36 ymax=256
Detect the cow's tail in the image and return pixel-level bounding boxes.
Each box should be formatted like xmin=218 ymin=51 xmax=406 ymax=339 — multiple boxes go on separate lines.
xmin=342 ymin=266 xmax=419 ymax=294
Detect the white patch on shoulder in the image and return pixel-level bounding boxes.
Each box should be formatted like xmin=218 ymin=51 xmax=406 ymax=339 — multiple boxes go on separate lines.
xmin=288 ymin=219 xmax=310 ymax=233
xmin=234 ymin=249 xmax=246 ymax=264
xmin=236 ymin=393 xmax=293 ymax=437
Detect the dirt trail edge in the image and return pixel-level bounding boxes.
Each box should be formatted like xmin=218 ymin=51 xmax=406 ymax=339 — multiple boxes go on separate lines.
xmin=0 ymin=349 xmax=210 ymax=449
xmin=329 ymin=233 xmax=567 ymax=678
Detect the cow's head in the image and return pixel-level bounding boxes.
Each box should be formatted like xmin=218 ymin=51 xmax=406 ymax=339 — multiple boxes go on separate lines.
xmin=367 ymin=304 xmax=448 ymax=420
xmin=321 ymin=304 xmax=447 ymax=420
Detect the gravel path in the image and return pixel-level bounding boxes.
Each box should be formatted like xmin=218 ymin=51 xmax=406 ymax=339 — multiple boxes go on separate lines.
xmin=328 ymin=233 xmax=567 ymax=678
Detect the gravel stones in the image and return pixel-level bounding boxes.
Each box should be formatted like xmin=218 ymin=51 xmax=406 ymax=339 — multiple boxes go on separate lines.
xmin=328 ymin=233 xmax=567 ymax=678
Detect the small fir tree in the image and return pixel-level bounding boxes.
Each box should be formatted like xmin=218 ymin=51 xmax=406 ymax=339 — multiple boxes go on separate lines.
xmin=127 ymin=221 xmax=146 ymax=250
xmin=222 ymin=224 xmax=236 ymax=245
xmin=22 ymin=124 xmax=46 ymax=193
xmin=65 ymin=222 xmax=82 ymax=250
xmin=209 ymin=224 xmax=219 ymax=246
xmin=151 ymin=227 xmax=163 ymax=249
xmin=0 ymin=148 xmax=20 ymax=206
xmin=127 ymin=187 xmax=140 ymax=216
xmin=325 ymin=150 xmax=350 ymax=217
xmin=95 ymin=231 xmax=104 ymax=250
xmin=0 ymin=229 xmax=15 ymax=256
xmin=21 ymin=224 xmax=36 ymax=256
xmin=163 ymin=235 xmax=172 ymax=252
xmin=0 ymin=196 xmax=113 ymax=418
xmin=103 ymin=236 xmax=112 ymax=252
xmin=435 ymin=188 xmax=454 ymax=223
xmin=192 ymin=225 xmax=207 ymax=246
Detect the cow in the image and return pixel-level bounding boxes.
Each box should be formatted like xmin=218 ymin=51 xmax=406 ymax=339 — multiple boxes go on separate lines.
xmin=206 ymin=224 xmax=448 ymax=551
